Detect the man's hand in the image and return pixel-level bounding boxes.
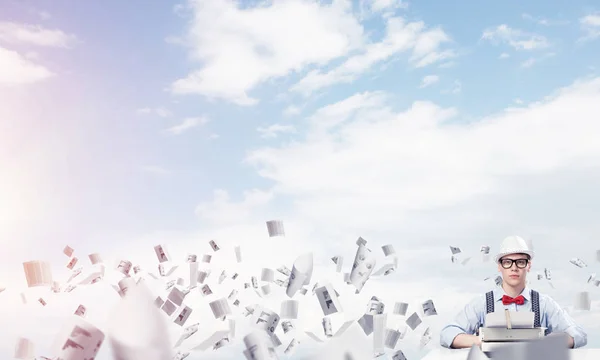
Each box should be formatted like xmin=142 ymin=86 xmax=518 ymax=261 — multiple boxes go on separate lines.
xmin=450 ymin=334 xmax=481 ymax=349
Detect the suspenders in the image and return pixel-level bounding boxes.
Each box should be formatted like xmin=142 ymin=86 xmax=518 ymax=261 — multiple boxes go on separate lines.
xmin=485 ymin=290 xmax=549 ymax=335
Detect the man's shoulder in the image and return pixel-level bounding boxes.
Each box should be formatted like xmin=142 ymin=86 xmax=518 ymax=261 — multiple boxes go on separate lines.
xmin=528 ymin=288 xmax=559 ymax=305
xmin=466 ymin=291 xmax=493 ymax=306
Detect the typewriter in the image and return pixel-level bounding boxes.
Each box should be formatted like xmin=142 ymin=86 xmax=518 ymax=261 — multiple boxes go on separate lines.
xmin=478 ymin=310 xmax=546 ymax=354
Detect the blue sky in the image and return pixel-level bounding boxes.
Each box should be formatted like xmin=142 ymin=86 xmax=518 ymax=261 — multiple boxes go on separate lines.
xmin=1 ymin=0 xmax=600 ymax=359
xmin=1 ymin=0 xmax=599 ymax=250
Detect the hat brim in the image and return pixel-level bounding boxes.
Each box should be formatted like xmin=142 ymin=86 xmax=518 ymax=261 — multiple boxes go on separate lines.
xmin=494 ymin=250 xmax=534 ymax=264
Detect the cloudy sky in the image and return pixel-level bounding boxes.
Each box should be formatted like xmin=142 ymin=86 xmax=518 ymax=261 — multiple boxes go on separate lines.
xmin=1 ymin=0 xmax=600 ymax=359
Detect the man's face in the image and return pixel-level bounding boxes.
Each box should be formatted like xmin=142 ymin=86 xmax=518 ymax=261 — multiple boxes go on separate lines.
xmin=497 ymin=253 xmax=530 ymax=286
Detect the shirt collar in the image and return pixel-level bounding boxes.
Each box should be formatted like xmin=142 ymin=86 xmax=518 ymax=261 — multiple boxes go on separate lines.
xmin=493 ymin=286 xmax=531 ymax=302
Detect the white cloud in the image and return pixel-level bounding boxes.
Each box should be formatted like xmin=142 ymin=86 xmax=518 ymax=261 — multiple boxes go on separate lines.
xmin=195 ymin=189 xmax=274 ymax=226
xmin=246 ymin=77 xmax=600 ymax=233
xmin=0 ymin=46 xmax=53 ymax=85
xmin=521 ymin=57 xmax=536 ymax=68
xmin=283 ymin=105 xmax=302 ymax=117
xmin=579 ymin=14 xmax=600 ymax=41
xmin=419 ymin=74 xmax=439 ymax=88
xmin=169 ymin=0 xmax=365 ymax=105
xmin=165 ymin=116 xmax=208 ymax=135
xmin=441 ymin=79 xmax=461 ymax=94
xmin=0 ymin=22 xmax=77 ymax=48
xmin=136 ymin=107 xmax=172 ymax=118
xmin=360 ymin=0 xmax=408 ymax=17
xmin=481 ymin=24 xmax=549 ymax=50
xmin=291 ymin=16 xmax=454 ymax=96
xmin=257 ymin=124 xmax=297 ymax=139
xmin=520 ymin=52 xmax=556 ymax=68
xmin=499 ymin=52 xmax=510 ymax=59
xmin=521 ymin=13 xmax=569 ymax=26
xmin=4 ymin=76 xmax=600 ymax=357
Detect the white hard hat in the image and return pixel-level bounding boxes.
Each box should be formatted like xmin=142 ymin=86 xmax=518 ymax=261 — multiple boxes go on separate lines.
xmin=494 ymin=236 xmax=534 ymax=263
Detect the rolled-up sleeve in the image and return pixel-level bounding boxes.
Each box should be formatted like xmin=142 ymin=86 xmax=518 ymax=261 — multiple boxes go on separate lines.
xmin=440 ymin=296 xmax=484 ymax=348
xmin=544 ymin=296 xmax=587 ymax=348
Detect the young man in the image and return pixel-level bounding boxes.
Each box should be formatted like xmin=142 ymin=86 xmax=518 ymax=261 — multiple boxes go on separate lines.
xmin=439 ymin=236 xmax=587 ymax=349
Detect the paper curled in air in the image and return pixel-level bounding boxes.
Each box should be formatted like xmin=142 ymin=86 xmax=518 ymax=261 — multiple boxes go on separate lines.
xmin=107 ymin=281 xmax=174 ymax=360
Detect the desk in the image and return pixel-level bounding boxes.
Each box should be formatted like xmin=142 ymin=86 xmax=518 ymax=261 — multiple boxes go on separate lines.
xmin=422 ymin=348 xmax=600 ymax=360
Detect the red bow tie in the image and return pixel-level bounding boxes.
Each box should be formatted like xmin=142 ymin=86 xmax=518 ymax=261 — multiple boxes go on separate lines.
xmin=502 ymin=295 xmax=525 ymax=305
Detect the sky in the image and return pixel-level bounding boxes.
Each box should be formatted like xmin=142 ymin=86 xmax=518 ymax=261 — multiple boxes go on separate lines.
xmin=1 ymin=0 xmax=600 ymax=359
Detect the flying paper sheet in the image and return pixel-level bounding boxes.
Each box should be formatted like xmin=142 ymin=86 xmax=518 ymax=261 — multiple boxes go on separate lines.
xmin=210 ymin=298 xmax=232 ymax=319
xmin=322 ymin=317 xmax=333 ymax=337
xmin=74 ymin=305 xmax=86 ymax=317
xmin=366 ymin=296 xmax=385 ymax=315
xmin=88 ymin=253 xmax=102 ymax=265
xmin=173 ymin=323 xmax=199 ymax=347
xmin=52 ymin=316 xmax=105 ymax=360
xmin=63 ymin=245 xmax=74 ymax=257
xmin=331 ymin=256 xmax=344 ymax=273
xmin=281 ymin=320 xmax=294 ymax=334
xmin=213 ymin=337 xmax=229 ymax=350
xmin=107 ymin=282 xmax=173 ymax=360
xmin=570 ymin=258 xmax=587 ymax=268
xmin=544 ymin=268 xmax=552 ymax=280
xmin=391 ymin=350 xmax=407 ymax=360
xmin=261 ymin=284 xmax=272 ymax=296
xmin=118 ymin=277 xmax=137 ymax=297
xmin=261 ymin=268 xmax=275 ymax=282
xmin=393 ymin=302 xmax=408 ymax=316
xmin=23 ymin=260 xmax=53 ymax=287
xmin=300 ymin=322 xmax=372 ymax=360
xmin=277 ymin=265 xmax=291 ymax=277
xmin=266 ymin=220 xmax=285 ymax=237
xmin=209 ymin=240 xmax=220 ymax=252
xmin=116 ymin=260 xmax=132 ymax=276
xmin=286 ymin=253 xmax=313 ymax=298
xmin=315 ymin=283 xmax=342 ymax=316
xmin=14 ymin=337 xmax=35 ymax=360
xmin=243 ymin=332 xmax=279 ymax=360
xmin=373 ymin=313 xmax=387 ymax=355
xmin=174 ymin=306 xmax=193 ymax=326
xmin=284 ymin=338 xmax=300 ymax=355
xmin=280 ymin=300 xmax=299 ymax=319
xmin=422 ymin=299 xmax=437 ymax=316
xmin=384 ymin=328 xmax=401 ymax=349
xmin=574 ymin=291 xmax=591 ymax=311
xmin=349 ymin=244 xmax=376 ymax=293
xmin=235 ymin=246 xmax=242 ymax=263
xmin=251 ymin=307 xmax=280 ymax=335
xmin=405 ymin=312 xmax=421 ymax=330
xmin=153 ymin=245 xmax=170 ymax=263
xmin=66 ymin=257 xmax=79 ymax=270
xmin=382 ymin=244 xmax=395 ymax=256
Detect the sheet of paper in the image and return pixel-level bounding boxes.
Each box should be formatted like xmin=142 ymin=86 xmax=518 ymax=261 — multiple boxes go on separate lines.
xmin=485 ymin=311 xmax=534 ymax=329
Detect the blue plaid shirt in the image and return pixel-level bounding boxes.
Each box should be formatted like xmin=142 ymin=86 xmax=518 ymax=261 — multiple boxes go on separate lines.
xmin=440 ymin=287 xmax=587 ymax=348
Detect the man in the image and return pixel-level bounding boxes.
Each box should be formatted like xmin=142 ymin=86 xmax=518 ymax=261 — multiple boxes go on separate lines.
xmin=439 ymin=235 xmax=587 ymax=349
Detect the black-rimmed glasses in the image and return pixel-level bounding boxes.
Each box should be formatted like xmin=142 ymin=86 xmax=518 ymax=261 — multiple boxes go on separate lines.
xmin=500 ymin=258 xmax=529 ymax=269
